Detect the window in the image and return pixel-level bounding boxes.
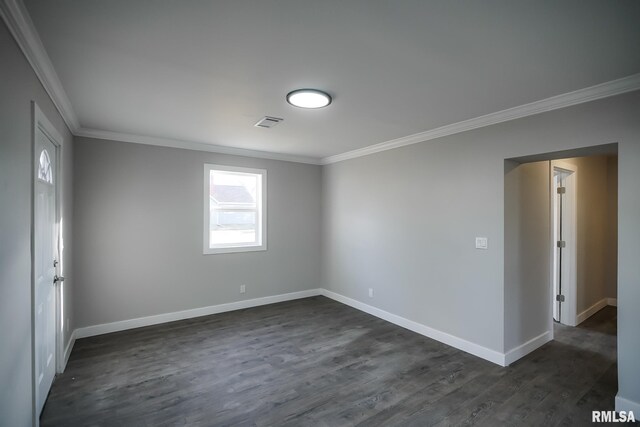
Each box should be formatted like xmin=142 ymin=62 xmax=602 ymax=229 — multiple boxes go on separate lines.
xmin=38 ymin=149 xmax=53 ymax=183
xmin=203 ymin=164 xmax=266 ymax=254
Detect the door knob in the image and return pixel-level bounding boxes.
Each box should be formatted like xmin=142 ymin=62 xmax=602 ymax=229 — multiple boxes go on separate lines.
xmin=53 ymin=275 xmax=65 ymax=284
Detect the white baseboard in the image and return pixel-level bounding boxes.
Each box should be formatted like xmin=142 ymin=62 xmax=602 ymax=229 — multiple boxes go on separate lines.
xmin=607 ymin=298 xmax=618 ymax=307
xmin=72 ymin=288 xmax=591 ymax=368
xmin=318 ymin=289 xmax=506 ymax=366
xmin=616 ymin=394 xmax=640 ymax=414
xmin=72 ymin=287 xmax=507 ymax=367
xmin=61 ymin=329 xmax=76 ymax=372
xmin=504 ymin=331 xmax=552 ymax=366
xmin=75 ymin=289 xmax=321 ymax=339
xmin=576 ymin=298 xmax=608 ymax=325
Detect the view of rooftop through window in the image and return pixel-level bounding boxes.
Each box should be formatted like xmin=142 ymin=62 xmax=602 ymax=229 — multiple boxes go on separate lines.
xmin=209 ymin=169 xmax=261 ymax=247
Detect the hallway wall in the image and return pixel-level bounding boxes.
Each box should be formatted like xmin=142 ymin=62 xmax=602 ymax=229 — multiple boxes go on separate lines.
xmin=504 ymin=160 xmax=550 ymax=353
xmin=561 ymin=155 xmax=618 ymax=314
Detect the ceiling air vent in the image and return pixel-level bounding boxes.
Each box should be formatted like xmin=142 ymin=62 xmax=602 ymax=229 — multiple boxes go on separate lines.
xmin=254 ymin=116 xmax=284 ymax=128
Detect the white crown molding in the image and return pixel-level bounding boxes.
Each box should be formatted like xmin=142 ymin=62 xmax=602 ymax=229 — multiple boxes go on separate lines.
xmin=0 ymin=0 xmax=319 ymax=165
xmin=75 ymin=127 xmax=322 ymax=165
xmin=0 ymin=0 xmax=321 ymax=165
xmin=0 ymin=0 xmax=79 ymax=132
xmin=5 ymin=0 xmax=639 ymax=166
xmin=321 ymin=73 xmax=640 ymax=165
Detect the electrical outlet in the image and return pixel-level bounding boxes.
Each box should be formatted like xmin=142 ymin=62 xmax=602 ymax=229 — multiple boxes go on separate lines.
xmin=475 ymin=237 xmax=488 ymax=249
xmin=240 ymin=285 xmax=246 ymax=294
xmin=368 ymin=288 xmax=374 ymax=298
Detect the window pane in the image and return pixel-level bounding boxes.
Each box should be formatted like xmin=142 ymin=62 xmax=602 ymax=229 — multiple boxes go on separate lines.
xmin=38 ymin=149 xmax=53 ymax=184
xmin=210 ymin=210 xmax=257 ymax=245
xmin=208 ymin=169 xmax=261 ymax=248
xmin=215 ymin=211 xmax=257 ymax=228
xmin=210 ymin=170 xmax=257 ymax=207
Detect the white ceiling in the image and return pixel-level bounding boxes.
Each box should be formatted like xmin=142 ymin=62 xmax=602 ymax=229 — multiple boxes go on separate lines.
xmin=23 ymin=0 xmax=640 ymax=160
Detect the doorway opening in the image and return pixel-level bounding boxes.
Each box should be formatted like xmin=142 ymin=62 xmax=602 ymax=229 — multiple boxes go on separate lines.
xmin=504 ymin=143 xmax=618 ymax=365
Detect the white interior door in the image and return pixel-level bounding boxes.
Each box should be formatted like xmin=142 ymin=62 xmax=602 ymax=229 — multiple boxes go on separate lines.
xmin=551 ymin=161 xmax=577 ymax=326
xmin=34 ymin=127 xmax=58 ymax=415
xmin=553 ymin=172 xmax=561 ymax=322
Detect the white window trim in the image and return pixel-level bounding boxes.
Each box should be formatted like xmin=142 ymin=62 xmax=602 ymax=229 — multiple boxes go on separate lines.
xmin=203 ymin=164 xmax=267 ymax=255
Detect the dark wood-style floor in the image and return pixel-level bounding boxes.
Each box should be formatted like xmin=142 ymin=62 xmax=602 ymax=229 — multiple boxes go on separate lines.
xmin=41 ymin=297 xmax=620 ymax=426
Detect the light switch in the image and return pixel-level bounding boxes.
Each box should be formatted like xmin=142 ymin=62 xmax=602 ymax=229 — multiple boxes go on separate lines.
xmin=475 ymin=237 xmax=488 ymax=249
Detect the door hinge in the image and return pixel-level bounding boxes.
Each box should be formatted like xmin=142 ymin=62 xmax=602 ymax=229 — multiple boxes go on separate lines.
xmin=557 ymin=187 xmax=566 ymax=194
xmin=557 ymin=240 xmax=566 ymax=248
xmin=556 ymin=294 xmax=565 ymax=302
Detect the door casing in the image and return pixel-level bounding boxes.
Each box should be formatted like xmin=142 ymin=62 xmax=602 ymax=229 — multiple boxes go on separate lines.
xmin=550 ymin=160 xmax=578 ymax=327
xmin=31 ymin=102 xmax=65 ymax=425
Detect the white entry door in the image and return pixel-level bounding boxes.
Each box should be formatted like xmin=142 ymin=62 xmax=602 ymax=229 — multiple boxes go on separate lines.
xmin=34 ymin=126 xmax=58 ymax=415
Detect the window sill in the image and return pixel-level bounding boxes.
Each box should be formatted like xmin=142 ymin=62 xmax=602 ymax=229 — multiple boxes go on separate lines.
xmin=203 ymin=244 xmax=267 ymax=255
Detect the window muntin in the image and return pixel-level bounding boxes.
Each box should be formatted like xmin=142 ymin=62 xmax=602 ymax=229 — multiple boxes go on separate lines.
xmin=204 ymin=165 xmax=266 ymax=254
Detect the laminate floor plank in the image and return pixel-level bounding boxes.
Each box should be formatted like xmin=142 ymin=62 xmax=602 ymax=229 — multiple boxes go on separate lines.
xmin=41 ymin=297 xmax=623 ymax=426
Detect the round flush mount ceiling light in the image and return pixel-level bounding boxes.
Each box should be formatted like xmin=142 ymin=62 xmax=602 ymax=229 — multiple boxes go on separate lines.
xmin=286 ymin=89 xmax=332 ymax=109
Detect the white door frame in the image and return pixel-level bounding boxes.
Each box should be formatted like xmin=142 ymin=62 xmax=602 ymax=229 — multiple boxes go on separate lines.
xmin=31 ymin=102 xmax=65 ymax=424
xmin=549 ymin=160 xmax=578 ymax=327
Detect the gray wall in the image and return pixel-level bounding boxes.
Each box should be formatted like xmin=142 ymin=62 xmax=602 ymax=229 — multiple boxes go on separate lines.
xmin=322 ymin=90 xmax=640 ymax=406
xmin=504 ymin=161 xmax=550 ymax=352
xmin=322 ymin=130 xmax=506 ymax=352
xmin=0 ymin=20 xmax=74 ymax=427
xmin=73 ymin=137 xmax=322 ymax=328
xmin=617 ymin=141 xmax=640 ymax=411
xmin=561 ymin=155 xmax=618 ymax=312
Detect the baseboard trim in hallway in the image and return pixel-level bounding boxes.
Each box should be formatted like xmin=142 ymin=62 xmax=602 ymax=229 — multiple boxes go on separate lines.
xmin=577 ymin=298 xmax=618 ymax=325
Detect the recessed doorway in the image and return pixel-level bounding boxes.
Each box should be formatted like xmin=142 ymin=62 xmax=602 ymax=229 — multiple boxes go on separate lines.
xmin=504 ymin=143 xmax=618 ymax=365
